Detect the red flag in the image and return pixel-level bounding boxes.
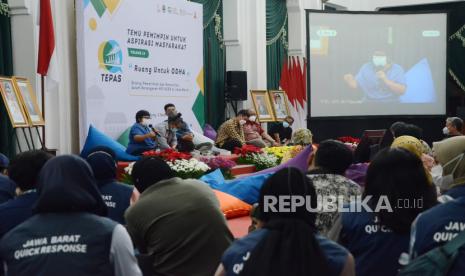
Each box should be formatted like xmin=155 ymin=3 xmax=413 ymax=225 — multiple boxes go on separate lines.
xmin=302 ymin=58 xmax=307 ymax=103
xmin=279 ymin=56 xmax=289 ymax=92
xmin=37 ymin=0 xmax=55 ymax=76
xmin=296 ymin=57 xmax=304 ymax=107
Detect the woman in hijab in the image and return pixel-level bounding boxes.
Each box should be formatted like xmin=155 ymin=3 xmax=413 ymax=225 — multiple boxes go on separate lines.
xmin=391 ymin=135 xmax=435 ymax=179
xmin=0 ymin=155 xmax=141 ymax=276
xmin=432 ymin=136 xmax=465 ymax=198
xmin=215 ymin=167 xmax=355 ymax=276
xmin=86 ymin=146 xmax=139 ymax=224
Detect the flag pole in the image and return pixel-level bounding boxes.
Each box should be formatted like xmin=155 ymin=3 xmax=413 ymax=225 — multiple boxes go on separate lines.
xmin=41 ymin=75 xmax=46 ymax=149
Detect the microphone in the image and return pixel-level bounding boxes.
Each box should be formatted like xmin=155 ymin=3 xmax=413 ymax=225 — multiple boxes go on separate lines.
xmin=148 ymin=124 xmax=161 ymax=137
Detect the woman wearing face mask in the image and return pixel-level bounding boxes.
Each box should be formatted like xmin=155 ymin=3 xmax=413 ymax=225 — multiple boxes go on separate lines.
xmin=343 ymin=49 xmax=406 ymax=102
xmin=215 ymin=110 xmax=249 ymax=152
xmin=243 ymin=109 xmax=278 ymax=148
xmin=126 ymin=110 xmax=158 ymax=155
xmin=432 ymin=136 xmax=465 ymax=198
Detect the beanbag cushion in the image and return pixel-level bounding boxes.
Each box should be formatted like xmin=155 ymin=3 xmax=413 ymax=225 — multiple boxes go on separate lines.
xmin=222 ymin=173 xmax=273 ymax=204
xmin=200 ymin=169 xmax=225 ymax=190
xmin=81 ymin=125 xmax=139 ymax=162
xmin=201 ymin=168 xmax=273 ymax=204
xmin=117 ymin=127 xmax=131 ymax=147
xmin=203 ymin=124 xmax=217 ymax=141
xmin=213 ymin=190 xmax=252 ymax=219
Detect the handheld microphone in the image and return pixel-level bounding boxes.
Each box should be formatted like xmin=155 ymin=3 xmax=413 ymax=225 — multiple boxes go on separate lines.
xmin=148 ymin=124 xmax=161 ymax=137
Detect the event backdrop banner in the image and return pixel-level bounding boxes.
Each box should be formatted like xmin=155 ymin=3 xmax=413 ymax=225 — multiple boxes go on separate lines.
xmin=76 ymin=0 xmax=203 ymax=145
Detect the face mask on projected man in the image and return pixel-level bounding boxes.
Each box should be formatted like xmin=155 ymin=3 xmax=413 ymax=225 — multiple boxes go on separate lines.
xmin=344 ymin=49 xmax=406 ymax=103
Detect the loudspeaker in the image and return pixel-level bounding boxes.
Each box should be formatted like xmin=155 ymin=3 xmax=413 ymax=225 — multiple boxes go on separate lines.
xmin=226 ymin=71 xmax=247 ymax=101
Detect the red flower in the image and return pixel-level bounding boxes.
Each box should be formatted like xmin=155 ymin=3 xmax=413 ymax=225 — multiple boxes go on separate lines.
xmin=337 ymin=136 xmax=360 ymax=144
xmin=142 ymin=149 xmax=192 ymax=161
xmin=233 ymin=144 xmax=263 ymax=157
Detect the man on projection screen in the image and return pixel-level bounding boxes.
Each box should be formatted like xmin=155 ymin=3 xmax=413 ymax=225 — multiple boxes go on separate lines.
xmin=344 ymin=50 xmax=407 ymax=102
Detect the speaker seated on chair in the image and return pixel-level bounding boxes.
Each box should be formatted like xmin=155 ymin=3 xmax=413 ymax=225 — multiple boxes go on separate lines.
xmin=226 ymin=71 xmax=247 ymax=101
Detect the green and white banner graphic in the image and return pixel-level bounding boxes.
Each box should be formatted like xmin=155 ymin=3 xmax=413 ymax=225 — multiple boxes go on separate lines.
xmin=77 ymin=0 xmax=204 ymax=144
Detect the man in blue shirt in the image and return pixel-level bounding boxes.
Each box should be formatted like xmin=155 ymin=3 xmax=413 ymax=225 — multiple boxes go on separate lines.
xmin=126 ymin=110 xmax=158 ymax=155
xmin=0 ymin=150 xmax=53 ymax=238
xmin=344 ymin=50 xmax=407 ymax=102
xmin=164 ymin=103 xmax=195 ymax=152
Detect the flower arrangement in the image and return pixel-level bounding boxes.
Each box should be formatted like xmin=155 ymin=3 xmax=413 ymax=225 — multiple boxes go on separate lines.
xmin=199 ymin=156 xmax=237 ymax=179
xmin=264 ymin=146 xmax=298 ymax=163
xmin=235 ymin=145 xmax=278 ymax=171
xmin=142 ymin=148 xmax=192 ymax=161
xmin=121 ymin=162 xmax=136 ymax=185
xmin=337 ymin=136 xmax=360 ymax=151
xmin=167 ymin=158 xmax=210 ymax=179
xmin=121 ymin=157 xmax=211 ymax=182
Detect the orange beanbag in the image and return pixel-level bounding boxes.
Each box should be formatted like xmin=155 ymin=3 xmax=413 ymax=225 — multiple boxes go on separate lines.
xmin=213 ymin=190 xmax=252 ymax=219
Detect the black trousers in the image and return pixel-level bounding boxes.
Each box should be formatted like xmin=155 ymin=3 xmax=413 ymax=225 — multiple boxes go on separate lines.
xmin=219 ymin=139 xmax=243 ymax=152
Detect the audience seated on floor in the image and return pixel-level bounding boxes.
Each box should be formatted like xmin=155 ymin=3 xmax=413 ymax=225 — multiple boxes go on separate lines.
xmin=0 ymin=155 xmax=141 ymax=276
xmin=307 ymin=140 xmax=362 ymax=237
xmin=0 ymin=150 xmax=53 ymax=239
xmin=216 ymin=167 xmax=355 ymax=276
xmin=86 ymin=146 xmax=139 ymax=224
xmin=0 ymin=154 xmax=8 ymax=175
xmin=125 ymin=156 xmax=233 ymax=276
xmin=432 ymin=136 xmax=465 ymax=197
xmin=337 ymin=148 xmax=437 ymax=276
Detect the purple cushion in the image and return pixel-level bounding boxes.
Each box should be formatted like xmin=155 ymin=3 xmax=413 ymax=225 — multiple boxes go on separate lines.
xmin=345 ymin=163 xmax=369 ymax=187
xmin=248 ymin=145 xmax=313 ymax=176
xmin=203 ymin=124 xmax=217 ymax=141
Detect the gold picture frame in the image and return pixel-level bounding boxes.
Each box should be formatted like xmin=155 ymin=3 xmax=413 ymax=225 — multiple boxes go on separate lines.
xmin=250 ymin=90 xmax=275 ymax=122
xmin=0 ymin=76 xmax=30 ymax=128
xmin=268 ymin=90 xmax=291 ymax=121
xmin=13 ymin=77 xmax=45 ymax=126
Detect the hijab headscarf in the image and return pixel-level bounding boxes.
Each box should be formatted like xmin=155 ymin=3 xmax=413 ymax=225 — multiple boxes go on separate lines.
xmin=35 ymin=155 xmax=107 ymax=216
xmin=392 ymin=136 xmax=433 ymax=183
xmin=433 ymin=136 xmax=465 ymax=187
xmin=86 ymin=146 xmax=117 ymax=185
xmin=391 ymin=136 xmax=423 ymax=157
xmin=241 ymin=167 xmax=330 ymax=276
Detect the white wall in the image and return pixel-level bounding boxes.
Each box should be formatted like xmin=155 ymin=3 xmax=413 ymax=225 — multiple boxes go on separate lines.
xmin=9 ymin=0 xmax=78 ymax=155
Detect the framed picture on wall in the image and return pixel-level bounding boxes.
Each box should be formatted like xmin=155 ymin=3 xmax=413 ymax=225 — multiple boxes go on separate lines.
xmin=250 ymin=90 xmax=275 ymax=122
xmin=13 ymin=77 xmax=45 ymax=126
xmin=268 ymin=90 xmax=290 ymax=121
xmin=0 ymin=76 xmax=30 ymax=128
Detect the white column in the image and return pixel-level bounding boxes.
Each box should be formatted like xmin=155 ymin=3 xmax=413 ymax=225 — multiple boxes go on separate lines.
xmin=223 ymin=0 xmax=267 ymax=116
xmin=9 ymin=0 xmax=78 ymax=154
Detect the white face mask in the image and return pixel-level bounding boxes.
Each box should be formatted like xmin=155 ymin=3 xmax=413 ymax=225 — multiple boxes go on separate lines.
xmin=443 ymin=127 xmax=449 ymax=135
xmin=435 ymin=153 xmax=465 ymax=190
xmin=373 ymin=56 xmax=387 ymax=67
xmin=249 ymin=116 xmax=257 ymax=122
xmin=239 ymin=119 xmax=246 ymax=125
xmin=141 ymin=118 xmax=150 ymax=126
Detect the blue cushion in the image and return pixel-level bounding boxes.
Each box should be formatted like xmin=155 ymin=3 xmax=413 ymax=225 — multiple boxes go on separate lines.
xmin=200 ymin=169 xmax=225 ymax=190
xmin=201 ymin=169 xmax=273 ymax=204
xmin=80 ymin=125 xmax=140 ymax=162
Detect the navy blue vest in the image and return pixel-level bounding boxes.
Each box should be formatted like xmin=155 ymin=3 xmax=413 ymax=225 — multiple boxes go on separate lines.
xmin=99 ymin=181 xmax=133 ymax=224
xmin=341 ymin=202 xmax=409 ymax=276
xmin=444 ymin=185 xmax=465 ymax=199
xmin=0 ymin=213 xmax=117 ymax=276
xmin=411 ymin=197 xmax=465 ymax=276
xmin=222 ymin=228 xmax=348 ymax=276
